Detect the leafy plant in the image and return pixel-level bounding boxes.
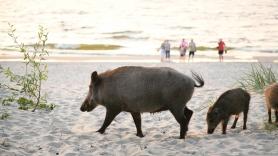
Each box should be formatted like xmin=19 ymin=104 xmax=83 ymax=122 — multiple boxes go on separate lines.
xmin=0 ymin=111 xmax=9 ymax=120
xmin=1 ymin=96 xmax=15 ymax=106
xmin=0 ymin=23 xmax=55 ymax=112
xmin=237 ymin=63 xmax=277 ymax=93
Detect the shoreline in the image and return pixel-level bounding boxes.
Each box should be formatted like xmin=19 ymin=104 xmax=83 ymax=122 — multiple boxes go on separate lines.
xmin=1 ymin=51 xmax=278 ymax=63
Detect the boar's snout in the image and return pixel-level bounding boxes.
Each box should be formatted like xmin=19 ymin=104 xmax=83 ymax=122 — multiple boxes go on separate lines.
xmin=207 ymin=128 xmax=215 ymax=134
xmin=80 ymin=103 xmax=86 ymax=112
xmin=80 ymin=98 xmax=96 ymax=112
xmin=80 ymin=100 xmax=87 ymax=112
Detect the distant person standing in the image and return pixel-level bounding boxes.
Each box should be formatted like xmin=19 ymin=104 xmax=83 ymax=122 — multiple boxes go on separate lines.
xmin=160 ymin=40 xmax=166 ymax=62
xmin=188 ymin=39 xmax=196 ymax=61
xmin=179 ymin=38 xmax=188 ymax=60
xmin=217 ymin=39 xmax=226 ymax=62
xmin=164 ymin=40 xmax=171 ymax=60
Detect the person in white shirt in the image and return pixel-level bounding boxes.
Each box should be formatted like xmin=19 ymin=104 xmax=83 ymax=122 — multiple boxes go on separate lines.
xmin=160 ymin=40 xmax=166 ymax=62
xmin=188 ymin=39 xmax=196 ymax=61
xmin=164 ymin=40 xmax=171 ymax=60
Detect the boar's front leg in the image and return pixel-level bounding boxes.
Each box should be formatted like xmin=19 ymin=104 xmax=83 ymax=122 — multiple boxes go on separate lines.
xmin=131 ymin=112 xmax=144 ymax=137
xmin=97 ymin=108 xmax=121 ymax=134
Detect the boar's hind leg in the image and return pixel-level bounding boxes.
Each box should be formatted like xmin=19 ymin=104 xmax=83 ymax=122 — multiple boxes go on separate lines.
xmin=231 ymin=115 xmax=239 ymax=129
xmin=169 ymin=106 xmax=187 ymax=139
xmin=184 ymin=107 xmax=193 ymax=130
xmin=97 ymin=108 xmax=121 ymax=134
xmin=131 ymin=112 xmax=144 ymax=138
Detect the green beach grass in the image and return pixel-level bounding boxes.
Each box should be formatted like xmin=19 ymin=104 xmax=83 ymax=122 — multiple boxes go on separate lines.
xmin=237 ymin=63 xmax=277 ymax=93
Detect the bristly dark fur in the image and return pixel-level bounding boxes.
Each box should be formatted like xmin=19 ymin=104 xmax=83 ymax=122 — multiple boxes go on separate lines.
xmin=81 ymin=66 xmax=204 ymax=139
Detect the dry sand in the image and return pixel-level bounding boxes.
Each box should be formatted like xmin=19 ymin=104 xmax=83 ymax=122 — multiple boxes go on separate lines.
xmin=0 ymin=61 xmax=278 ymax=156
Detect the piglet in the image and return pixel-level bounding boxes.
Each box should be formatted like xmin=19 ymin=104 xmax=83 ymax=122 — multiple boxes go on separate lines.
xmin=206 ymin=88 xmax=250 ymax=134
xmin=264 ymin=83 xmax=278 ymax=124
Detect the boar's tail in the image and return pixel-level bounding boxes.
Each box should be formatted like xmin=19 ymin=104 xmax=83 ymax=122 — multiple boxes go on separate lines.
xmin=191 ymin=71 xmax=204 ymax=88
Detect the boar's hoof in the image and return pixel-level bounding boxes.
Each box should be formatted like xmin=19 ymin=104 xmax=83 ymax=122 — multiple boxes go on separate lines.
xmin=97 ymin=129 xmax=105 ymax=134
xmin=179 ymin=136 xmax=185 ymax=139
xmin=231 ymin=125 xmax=236 ymax=129
xmin=136 ymin=133 xmax=144 ymax=138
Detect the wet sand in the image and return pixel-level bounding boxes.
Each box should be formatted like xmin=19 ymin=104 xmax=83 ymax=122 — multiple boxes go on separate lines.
xmin=1 ymin=51 xmax=278 ymax=63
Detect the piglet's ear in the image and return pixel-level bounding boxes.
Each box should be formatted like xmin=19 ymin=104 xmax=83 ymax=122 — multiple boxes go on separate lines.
xmin=208 ymin=106 xmax=213 ymax=113
xmin=91 ymin=71 xmax=98 ymax=82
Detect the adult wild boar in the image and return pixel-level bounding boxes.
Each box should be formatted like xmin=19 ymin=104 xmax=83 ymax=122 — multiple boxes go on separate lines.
xmin=80 ymin=66 xmax=204 ymax=139
xmin=206 ymin=88 xmax=250 ymax=134
xmin=264 ymin=83 xmax=278 ymax=124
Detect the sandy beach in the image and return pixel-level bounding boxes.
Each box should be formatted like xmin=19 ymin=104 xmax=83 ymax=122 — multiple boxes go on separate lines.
xmin=1 ymin=0 xmax=278 ymax=155
xmin=0 ymin=61 xmax=277 ymax=156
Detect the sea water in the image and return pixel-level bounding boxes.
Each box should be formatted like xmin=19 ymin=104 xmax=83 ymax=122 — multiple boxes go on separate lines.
xmin=0 ymin=0 xmax=277 ymax=56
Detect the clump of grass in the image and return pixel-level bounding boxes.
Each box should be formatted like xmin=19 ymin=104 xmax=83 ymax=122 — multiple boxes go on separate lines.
xmin=264 ymin=122 xmax=278 ymax=131
xmin=207 ymin=97 xmax=217 ymax=107
xmin=196 ymin=97 xmax=217 ymax=112
xmin=237 ymin=63 xmax=277 ymax=93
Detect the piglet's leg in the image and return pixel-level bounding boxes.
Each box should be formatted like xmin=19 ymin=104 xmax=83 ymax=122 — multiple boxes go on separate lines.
xmin=131 ymin=112 xmax=144 ymax=137
xmin=268 ymin=108 xmax=272 ymax=123
xmin=97 ymin=108 xmax=121 ymax=134
xmin=231 ymin=115 xmax=239 ymax=129
xmin=275 ymin=110 xmax=278 ymax=123
xmin=243 ymin=106 xmax=249 ymax=130
xmin=222 ymin=119 xmax=229 ymax=134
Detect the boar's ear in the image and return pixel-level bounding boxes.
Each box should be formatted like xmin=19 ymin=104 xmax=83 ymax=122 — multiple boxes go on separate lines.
xmin=91 ymin=71 xmax=99 ymax=82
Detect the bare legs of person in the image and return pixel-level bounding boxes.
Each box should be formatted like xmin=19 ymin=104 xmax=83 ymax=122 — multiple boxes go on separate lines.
xmin=180 ymin=55 xmax=185 ymax=62
xmin=219 ymin=54 xmax=224 ymax=62
xmin=188 ymin=52 xmax=194 ymax=62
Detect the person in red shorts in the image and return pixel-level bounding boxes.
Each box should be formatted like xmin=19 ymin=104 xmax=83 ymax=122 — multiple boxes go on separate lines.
xmin=217 ymin=39 xmax=226 ymax=62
